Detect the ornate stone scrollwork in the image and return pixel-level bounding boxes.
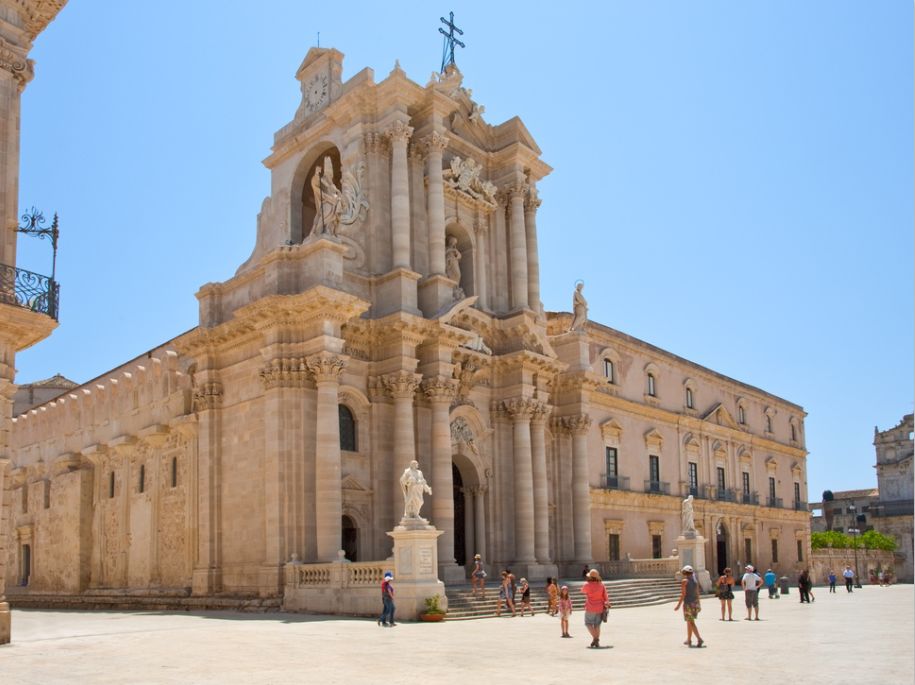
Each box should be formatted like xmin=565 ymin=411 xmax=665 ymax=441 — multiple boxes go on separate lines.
xmin=531 ymin=401 xmax=553 ymax=424
xmin=193 ymin=381 xmax=223 ymax=412
xmin=525 ymin=186 xmax=542 ymax=211
xmin=421 ymin=375 xmax=458 ymax=402
xmin=0 ymin=39 xmax=33 ymax=90
xmin=380 ymin=370 xmax=422 ymax=399
xmin=450 ymin=417 xmax=479 ymax=454
xmin=443 ymin=156 xmax=497 ymax=204
xmin=305 ymin=354 xmax=346 ymax=383
xmin=309 ymin=156 xmax=369 ymax=237
xmin=260 ymin=357 xmax=309 ymax=389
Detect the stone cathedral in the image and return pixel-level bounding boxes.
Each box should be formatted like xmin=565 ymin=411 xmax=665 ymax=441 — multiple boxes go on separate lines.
xmin=5 ymin=48 xmax=811 ymax=606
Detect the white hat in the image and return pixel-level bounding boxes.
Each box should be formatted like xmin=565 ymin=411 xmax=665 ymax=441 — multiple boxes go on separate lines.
xmin=681 ymin=565 xmax=694 ymax=573
xmin=745 ymin=565 xmax=755 ymax=572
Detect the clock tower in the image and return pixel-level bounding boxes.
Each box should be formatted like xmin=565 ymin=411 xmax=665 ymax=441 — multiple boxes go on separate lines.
xmin=294 ymin=47 xmax=343 ymax=119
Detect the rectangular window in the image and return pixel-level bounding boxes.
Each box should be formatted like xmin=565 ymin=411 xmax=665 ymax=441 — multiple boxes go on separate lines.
xmin=688 ymin=462 xmax=698 ymax=494
xmin=608 ymin=534 xmax=620 ymax=562
xmin=791 ymin=424 xmax=797 ymax=441
xmin=647 ymin=374 xmax=656 ymax=397
xmin=769 ymin=477 xmax=776 ymax=502
xmin=606 ymin=447 xmax=618 ymax=478
xmin=794 ymin=482 xmax=801 ymax=504
xmin=649 ymin=455 xmax=660 ymax=485
xmin=138 ymin=464 xmax=146 ymax=494
xmin=685 ymin=387 xmax=693 ymax=408
xmin=170 ymin=457 xmax=178 ymax=488
xmin=771 ymin=538 xmax=778 ymax=563
xmin=717 ymin=467 xmax=726 ymax=492
xmin=43 ymin=480 xmax=51 ymax=510
xmin=766 ymin=415 xmax=772 ymax=433
xmin=109 ymin=472 xmax=115 ymax=499
xmin=744 ymin=538 xmax=752 ymax=564
xmin=796 ymin=540 xmax=803 ymax=562
xmin=652 ymin=534 xmax=662 ymax=559
xmin=603 ymin=359 xmax=614 ymax=383
xmin=742 ymin=472 xmax=750 ymax=496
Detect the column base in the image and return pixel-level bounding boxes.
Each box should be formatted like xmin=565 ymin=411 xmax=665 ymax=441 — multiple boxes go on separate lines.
xmin=191 ymin=568 xmax=222 ymax=596
xmin=0 ymin=601 xmax=10 ymax=645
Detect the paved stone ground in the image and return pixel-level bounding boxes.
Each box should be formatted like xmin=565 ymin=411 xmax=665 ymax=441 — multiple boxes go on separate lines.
xmin=1 ymin=585 xmax=912 ymax=684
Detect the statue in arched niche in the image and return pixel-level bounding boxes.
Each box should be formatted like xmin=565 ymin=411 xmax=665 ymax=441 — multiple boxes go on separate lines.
xmin=445 ymin=236 xmax=462 ymax=283
xmin=309 ymin=155 xmax=368 ymax=237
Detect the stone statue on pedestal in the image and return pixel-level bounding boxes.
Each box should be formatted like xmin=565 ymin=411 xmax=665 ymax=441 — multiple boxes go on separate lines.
xmin=400 ymin=460 xmax=432 ymax=520
xmin=569 ymin=281 xmax=588 ymax=332
xmin=682 ymin=494 xmax=696 ymax=534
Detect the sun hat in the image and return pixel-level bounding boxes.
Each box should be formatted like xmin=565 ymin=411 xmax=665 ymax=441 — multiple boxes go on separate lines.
xmin=384 ymin=571 xmax=393 ymax=579
xmin=474 ymin=554 xmax=481 ymax=559
xmin=681 ymin=565 xmax=694 ymax=573
xmin=587 ymin=568 xmax=601 ymax=579
xmin=745 ymin=565 xmax=755 ymax=572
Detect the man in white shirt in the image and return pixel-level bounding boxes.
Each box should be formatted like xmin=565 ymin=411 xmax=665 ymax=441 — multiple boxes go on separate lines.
xmin=842 ymin=565 xmax=855 ymax=592
xmin=741 ymin=564 xmax=763 ymax=621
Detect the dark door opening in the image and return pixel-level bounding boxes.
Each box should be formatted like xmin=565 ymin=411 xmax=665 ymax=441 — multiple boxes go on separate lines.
xmin=21 ymin=543 xmax=31 ymax=586
xmin=716 ymin=525 xmax=728 ymax=575
xmin=342 ymin=515 xmax=357 ymax=562
xmin=453 ymin=464 xmax=465 ymax=567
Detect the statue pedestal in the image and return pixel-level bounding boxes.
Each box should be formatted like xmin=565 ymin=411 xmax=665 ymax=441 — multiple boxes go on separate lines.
xmin=676 ymin=532 xmax=712 ymax=592
xmin=0 ymin=601 xmax=10 ymax=644
xmin=388 ymin=519 xmax=448 ymax=620
xmin=551 ymin=331 xmax=591 ymax=372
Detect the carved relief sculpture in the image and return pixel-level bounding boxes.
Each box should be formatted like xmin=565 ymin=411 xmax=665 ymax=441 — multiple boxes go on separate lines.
xmin=443 ymin=156 xmax=497 ymax=204
xmin=309 ymin=156 xmax=369 ymax=237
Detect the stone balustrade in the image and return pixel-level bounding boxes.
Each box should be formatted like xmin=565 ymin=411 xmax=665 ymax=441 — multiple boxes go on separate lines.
xmin=597 ymin=556 xmax=681 ymax=579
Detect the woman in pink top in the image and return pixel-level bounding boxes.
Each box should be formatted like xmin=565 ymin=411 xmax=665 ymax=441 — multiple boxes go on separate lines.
xmin=580 ymin=569 xmax=610 ymax=648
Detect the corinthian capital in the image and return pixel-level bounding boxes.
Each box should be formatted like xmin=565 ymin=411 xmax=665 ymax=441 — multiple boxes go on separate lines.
xmin=525 ymin=186 xmax=542 ymax=211
xmin=385 ymin=120 xmax=414 ymax=144
xmin=381 ymin=370 xmax=422 ymax=400
xmin=422 ymin=375 xmax=458 ymax=402
xmin=260 ymin=357 xmax=309 ymax=389
xmin=507 ymin=183 xmax=529 ymax=200
xmin=503 ymin=397 xmax=539 ymax=421
xmin=193 ymin=381 xmax=224 ymax=412
xmin=531 ymin=400 xmax=553 ymax=423
xmin=306 ymin=353 xmax=346 ymax=383
xmin=563 ymin=414 xmax=592 ymax=435
xmin=0 ymin=40 xmax=33 ymax=90
xmin=421 ymin=131 xmax=449 ymax=155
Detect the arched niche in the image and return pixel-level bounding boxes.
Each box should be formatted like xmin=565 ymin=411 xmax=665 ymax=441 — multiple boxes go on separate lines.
xmin=290 ymin=143 xmax=342 ymax=244
xmin=445 ymin=220 xmax=476 ymax=297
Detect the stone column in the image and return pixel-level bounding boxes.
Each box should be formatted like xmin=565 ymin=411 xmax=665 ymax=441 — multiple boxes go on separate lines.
xmin=524 ymin=187 xmax=542 ymax=313
xmin=422 ymin=375 xmax=457 ymax=570
xmin=386 ymin=121 xmax=413 ymax=269
xmin=306 ymin=353 xmax=346 ymax=562
xmin=381 ymin=370 xmax=421 ymax=528
xmin=474 ymin=209 xmax=490 ymax=309
xmin=565 ymin=414 xmax=593 ymax=563
xmin=508 ymin=184 xmax=529 ymax=310
xmin=531 ymin=401 xmax=552 ymax=563
xmin=473 ymin=485 xmax=487 ymax=561
xmin=0 ymin=454 xmax=9 ymax=644
xmin=423 ymin=132 xmax=449 ymax=275
xmin=192 ymin=379 xmax=224 ymax=595
xmin=463 ymin=487 xmax=475 ymax=564
xmin=505 ymin=398 xmax=536 ymax=563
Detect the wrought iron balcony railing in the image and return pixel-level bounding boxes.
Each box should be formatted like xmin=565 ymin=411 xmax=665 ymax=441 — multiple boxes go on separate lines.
xmin=766 ymin=496 xmax=784 ymax=509
xmin=601 ymin=474 xmax=630 ymax=491
xmin=0 ymin=262 xmax=59 ymax=320
xmin=741 ymin=491 xmax=759 ymax=505
xmin=793 ymin=499 xmax=808 ymax=511
xmin=716 ymin=488 xmax=737 ymax=502
xmin=644 ymin=479 xmax=670 ymax=495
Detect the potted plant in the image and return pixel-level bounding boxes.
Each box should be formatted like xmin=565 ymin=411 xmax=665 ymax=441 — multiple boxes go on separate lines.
xmin=419 ymin=594 xmax=446 ymax=622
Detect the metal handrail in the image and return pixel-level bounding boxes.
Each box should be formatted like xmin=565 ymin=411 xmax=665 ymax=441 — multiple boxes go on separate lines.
xmin=0 ymin=262 xmax=59 ymax=320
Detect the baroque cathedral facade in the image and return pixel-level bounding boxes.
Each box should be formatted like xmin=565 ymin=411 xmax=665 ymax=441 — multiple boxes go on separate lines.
xmin=5 ymin=49 xmax=810 ymax=601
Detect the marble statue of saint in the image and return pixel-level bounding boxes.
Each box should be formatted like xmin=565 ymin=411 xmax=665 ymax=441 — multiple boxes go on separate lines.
xmin=445 ymin=236 xmax=462 ymax=283
xmin=400 ymin=460 xmax=433 ymax=520
xmin=309 ymin=156 xmax=368 ymax=237
xmin=568 ymin=281 xmax=588 ymax=332
xmin=682 ymin=494 xmax=696 ymax=533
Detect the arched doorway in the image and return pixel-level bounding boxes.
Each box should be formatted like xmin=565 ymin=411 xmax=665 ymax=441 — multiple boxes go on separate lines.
xmin=716 ymin=521 xmax=729 ymax=575
xmin=452 ymin=464 xmax=466 ymax=567
xmin=341 ymin=515 xmax=357 ymax=562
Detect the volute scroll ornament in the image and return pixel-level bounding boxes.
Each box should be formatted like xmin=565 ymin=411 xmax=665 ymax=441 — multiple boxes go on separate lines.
xmin=443 ymin=156 xmax=497 ymax=204
xmin=385 ymin=120 xmax=414 ymax=144
xmin=0 ymin=40 xmax=33 ymax=90
xmin=502 ymin=397 xmax=539 ymax=421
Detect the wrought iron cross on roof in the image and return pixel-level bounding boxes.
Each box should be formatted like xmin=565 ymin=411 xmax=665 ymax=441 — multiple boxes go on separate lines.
xmin=439 ymin=11 xmax=465 ymax=73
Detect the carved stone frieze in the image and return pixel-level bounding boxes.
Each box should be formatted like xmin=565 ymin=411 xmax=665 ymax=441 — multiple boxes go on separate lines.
xmin=306 ymin=354 xmax=346 ymax=383
xmin=380 ymin=370 xmax=422 ymax=400
xmin=260 ymin=357 xmax=309 ymax=389
xmin=193 ymin=381 xmax=223 ymax=412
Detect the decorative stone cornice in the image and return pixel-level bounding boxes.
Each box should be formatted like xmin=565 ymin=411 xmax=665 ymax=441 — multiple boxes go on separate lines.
xmin=306 ymin=353 xmax=346 ymax=383
xmin=380 ymin=370 xmax=422 ymax=400
xmin=193 ymin=381 xmax=223 ymax=412
xmin=260 ymin=357 xmax=310 ymax=389
xmin=422 ymin=375 xmax=457 ymax=402
xmin=385 ymin=120 xmax=413 ymax=144
xmin=11 ymin=0 xmax=68 ymax=41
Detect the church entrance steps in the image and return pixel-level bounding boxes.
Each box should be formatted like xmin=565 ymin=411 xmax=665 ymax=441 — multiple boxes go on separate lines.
xmin=443 ymin=577 xmax=683 ymax=620
xmin=8 ymin=592 xmax=282 ymax=613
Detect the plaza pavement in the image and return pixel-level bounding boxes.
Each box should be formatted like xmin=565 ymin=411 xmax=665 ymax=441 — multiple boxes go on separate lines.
xmin=0 ymin=584 xmax=912 ymax=685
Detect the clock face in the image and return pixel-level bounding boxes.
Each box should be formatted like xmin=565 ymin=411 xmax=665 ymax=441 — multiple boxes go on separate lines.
xmin=305 ymin=73 xmax=328 ymax=113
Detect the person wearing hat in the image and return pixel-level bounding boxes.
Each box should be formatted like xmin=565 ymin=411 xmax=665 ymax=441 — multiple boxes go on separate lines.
xmin=580 ymin=568 xmax=611 ymax=648
xmin=471 ymin=553 xmax=487 ymax=598
xmin=741 ymin=565 xmax=763 ymax=621
xmin=674 ymin=565 xmax=705 ymax=647
xmin=378 ymin=571 xmax=396 ymax=627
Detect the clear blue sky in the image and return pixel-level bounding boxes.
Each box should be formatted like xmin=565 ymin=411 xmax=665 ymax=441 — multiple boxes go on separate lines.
xmin=14 ymin=2 xmax=912 ymax=503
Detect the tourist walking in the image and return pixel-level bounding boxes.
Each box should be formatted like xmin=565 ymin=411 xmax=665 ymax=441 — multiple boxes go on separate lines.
xmin=716 ymin=568 xmax=735 ymax=620
xmin=378 ymin=571 xmax=396 ymax=627
xmin=764 ymin=568 xmax=778 ymax=598
xmin=518 ymin=578 xmax=533 ymax=616
xmin=496 ymin=570 xmax=515 ymax=617
xmin=674 ymin=565 xmax=705 ymax=648
xmin=559 ymin=585 xmax=573 ymax=638
xmin=546 ymin=577 xmax=559 ymax=616
xmin=741 ymin=565 xmax=762 ymax=621
xmin=828 ymin=570 xmax=837 ymax=592
xmin=580 ymin=568 xmax=610 ymax=649
xmin=471 ymin=553 xmax=486 ymax=598
xmin=798 ymin=569 xmax=812 ymax=603
xmin=843 ymin=565 xmax=855 ymax=592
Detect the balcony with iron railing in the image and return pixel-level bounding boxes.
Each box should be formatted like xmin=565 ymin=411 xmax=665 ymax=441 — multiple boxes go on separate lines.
xmin=0 ymin=263 xmax=59 ymax=320
xmin=644 ymin=479 xmax=670 ymax=495
xmin=741 ymin=491 xmax=759 ymax=505
xmin=600 ymin=474 xmax=631 ymax=491
xmin=715 ymin=487 xmax=737 ymax=502
xmin=766 ymin=496 xmax=784 ymax=509
xmin=793 ymin=499 xmax=808 ymax=511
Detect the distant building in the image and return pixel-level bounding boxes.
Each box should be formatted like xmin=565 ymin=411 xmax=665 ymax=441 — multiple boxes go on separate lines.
xmin=12 ymin=374 xmax=78 ymax=417
xmin=810 ymin=414 xmax=913 ymax=582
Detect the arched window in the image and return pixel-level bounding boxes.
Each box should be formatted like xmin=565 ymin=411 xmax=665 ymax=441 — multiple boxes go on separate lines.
xmin=685 ymin=387 xmax=694 ymax=409
xmin=339 ymin=405 xmax=357 ymax=452
xmin=647 ymin=373 xmax=656 ymax=397
xmin=765 ymin=414 xmax=772 ymax=433
xmin=603 ymin=359 xmax=615 ymax=383
xmin=738 ymin=405 xmax=746 ymax=425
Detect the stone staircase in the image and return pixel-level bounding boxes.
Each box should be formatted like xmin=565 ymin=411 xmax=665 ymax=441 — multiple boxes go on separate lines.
xmin=443 ymin=577 xmax=682 ymax=620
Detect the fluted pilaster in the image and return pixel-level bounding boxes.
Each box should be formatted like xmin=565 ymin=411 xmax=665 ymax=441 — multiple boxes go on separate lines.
xmin=524 ymin=187 xmax=542 ymax=312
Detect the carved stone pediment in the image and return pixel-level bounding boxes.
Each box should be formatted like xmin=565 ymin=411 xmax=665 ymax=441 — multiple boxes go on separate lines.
xmin=702 ymin=403 xmax=742 ymax=431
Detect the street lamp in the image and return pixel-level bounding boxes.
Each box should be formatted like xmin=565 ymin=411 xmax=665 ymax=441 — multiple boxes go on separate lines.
xmin=848 ymin=526 xmax=863 ymax=589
